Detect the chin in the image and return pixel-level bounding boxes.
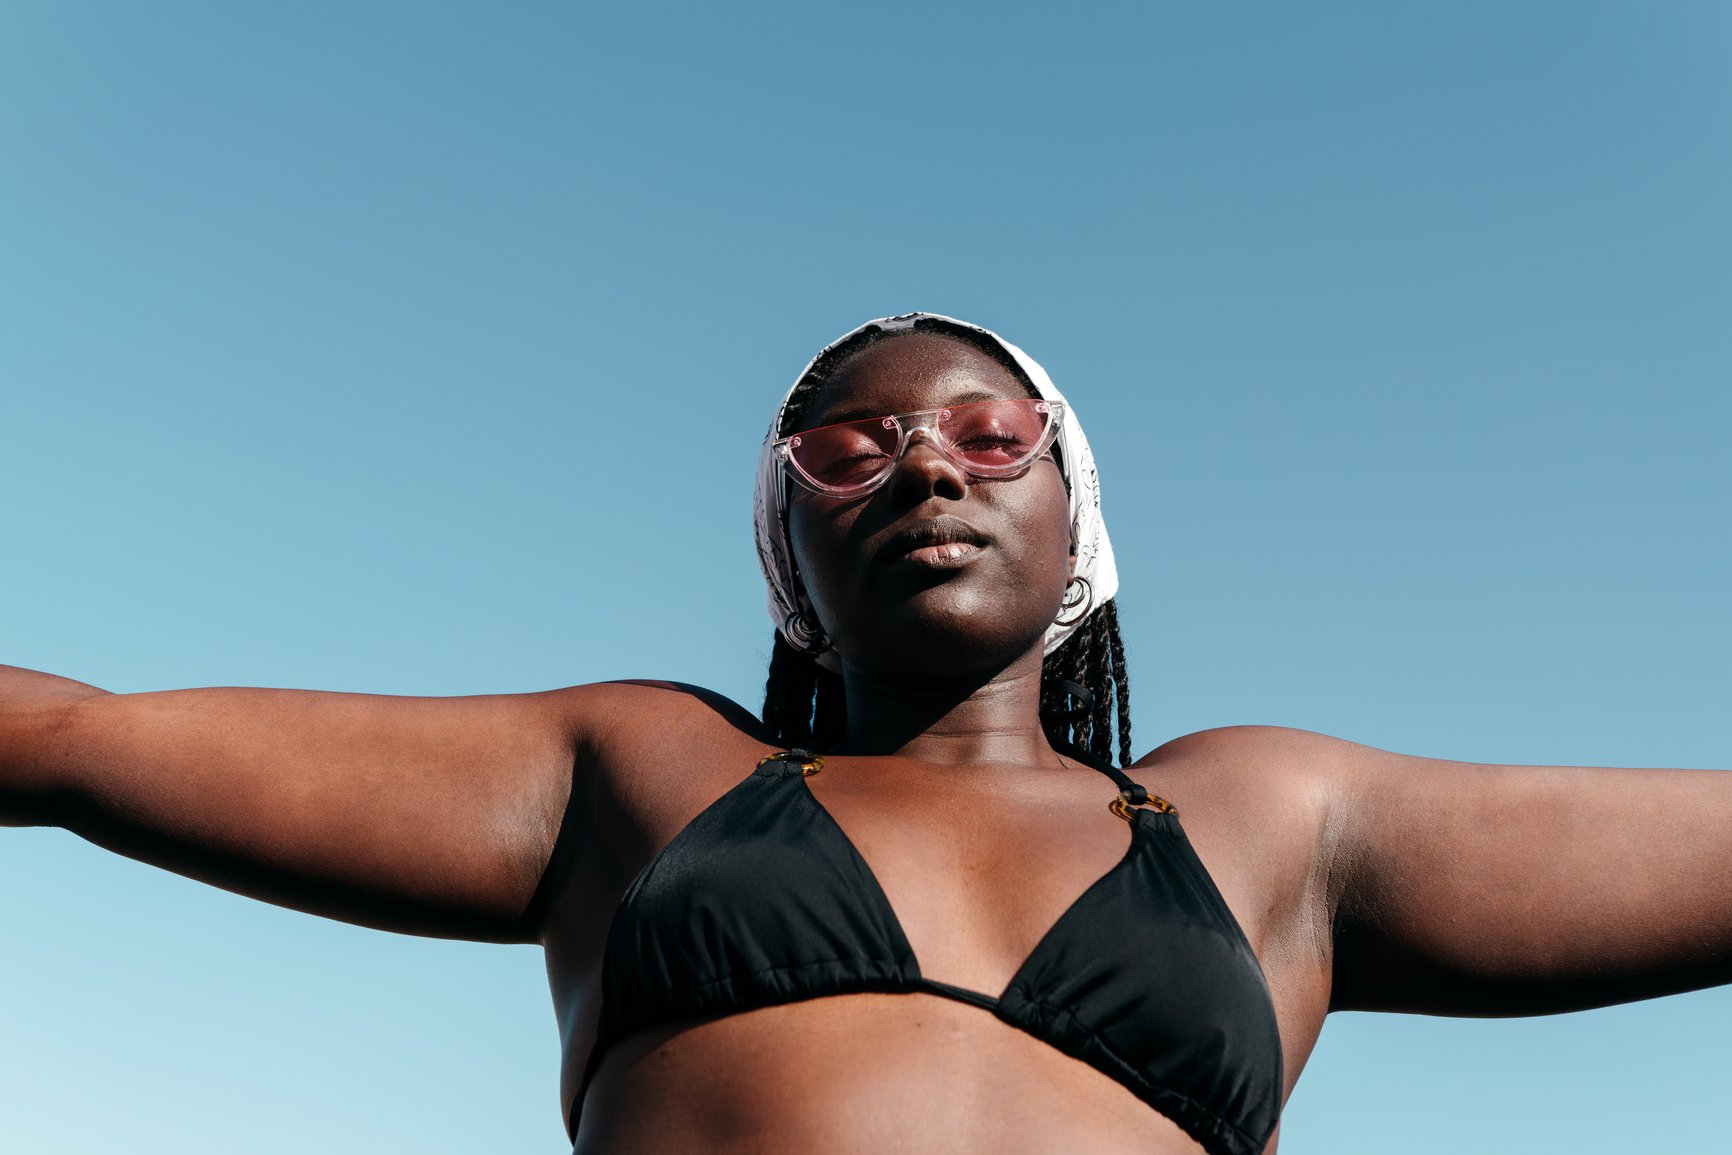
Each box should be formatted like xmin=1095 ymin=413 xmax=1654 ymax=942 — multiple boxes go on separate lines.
xmin=837 ymin=597 xmax=1050 ymax=683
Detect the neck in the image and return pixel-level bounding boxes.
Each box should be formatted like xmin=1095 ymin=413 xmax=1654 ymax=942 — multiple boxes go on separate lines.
xmin=833 ymin=647 xmax=1056 ymax=766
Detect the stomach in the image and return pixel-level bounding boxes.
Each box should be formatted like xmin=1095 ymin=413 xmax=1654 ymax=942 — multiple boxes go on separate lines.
xmin=572 ymin=993 xmax=1208 ymax=1155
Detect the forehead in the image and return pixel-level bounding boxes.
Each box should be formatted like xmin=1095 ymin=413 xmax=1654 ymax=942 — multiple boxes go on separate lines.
xmin=801 ymin=333 xmax=1031 ymax=428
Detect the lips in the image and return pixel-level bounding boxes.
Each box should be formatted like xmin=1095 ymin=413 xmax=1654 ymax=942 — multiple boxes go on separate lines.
xmin=876 ymin=516 xmax=991 ymax=567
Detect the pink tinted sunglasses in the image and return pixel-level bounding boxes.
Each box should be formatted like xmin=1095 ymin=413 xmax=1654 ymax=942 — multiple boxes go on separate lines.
xmin=773 ymin=397 xmax=1064 ymax=498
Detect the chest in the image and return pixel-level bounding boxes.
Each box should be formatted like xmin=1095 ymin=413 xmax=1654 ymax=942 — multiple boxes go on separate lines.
xmin=802 ymin=765 xmax=1155 ymax=993
xmin=603 ymin=753 xmax=1270 ymax=999
xmin=569 ymin=753 xmax=1287 ymax=1153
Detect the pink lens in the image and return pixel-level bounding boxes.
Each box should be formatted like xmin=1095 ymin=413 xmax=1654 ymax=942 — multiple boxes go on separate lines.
xmin=784 ymin=398 xmax=1056 ymax=494
xmin=786 ymin=415 xmax=902 ymax=491
xmin=937 ymin=399 xmax=1051 ymax=473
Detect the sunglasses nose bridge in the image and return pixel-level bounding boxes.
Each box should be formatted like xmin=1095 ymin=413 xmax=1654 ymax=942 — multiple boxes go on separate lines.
xmin=781 ymin=401 xmax=1053 ymax=498
xmin=901 ymin=405 xmax=961 ymax=449
xmin=884 ymin=423 xmax=970 ymax=495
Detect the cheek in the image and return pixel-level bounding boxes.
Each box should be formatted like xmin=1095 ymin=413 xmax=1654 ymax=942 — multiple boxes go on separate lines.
xmin=785 ymin=500 xmax=853 ymax=607
xmin=1036 ymin=501 xmax=1077 ymax=598
xmin=1018 ymin=472 xmax=1075 ymax=570
xmin=981 ymin=476 xmax=1075 ymax=616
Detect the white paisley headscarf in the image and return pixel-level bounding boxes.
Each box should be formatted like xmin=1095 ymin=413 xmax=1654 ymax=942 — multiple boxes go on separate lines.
xmin=753 ymin=313 xmax=1118 ymax=674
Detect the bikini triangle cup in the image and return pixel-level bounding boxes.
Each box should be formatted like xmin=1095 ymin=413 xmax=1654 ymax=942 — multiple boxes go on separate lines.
xmin=571 ymin=747 xmax=1284 ymax=1155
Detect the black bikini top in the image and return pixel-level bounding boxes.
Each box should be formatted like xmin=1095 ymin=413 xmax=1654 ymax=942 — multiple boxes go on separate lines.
xmin=564 ymin=748 xmax=1283 ymax=1155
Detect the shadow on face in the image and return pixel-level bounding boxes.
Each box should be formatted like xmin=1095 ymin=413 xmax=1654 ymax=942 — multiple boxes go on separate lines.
xmin=786 ymin=333 xmax=1076 ymax=684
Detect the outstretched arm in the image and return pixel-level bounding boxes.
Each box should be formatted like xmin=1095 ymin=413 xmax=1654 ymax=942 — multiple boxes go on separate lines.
xmin=0 ymin=664 xmax=599 ymax=944
xmin=1311 ymin=727 xmax=1732 ymax=1014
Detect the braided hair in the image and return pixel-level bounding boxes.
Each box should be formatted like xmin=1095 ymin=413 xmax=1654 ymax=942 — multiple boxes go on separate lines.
xmin=760 ymin=317 xmax=1134 ymax=766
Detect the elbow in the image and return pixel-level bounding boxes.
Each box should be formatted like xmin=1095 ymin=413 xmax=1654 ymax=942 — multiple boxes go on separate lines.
xmin=1 ymin=691 xmax=107 ymax=828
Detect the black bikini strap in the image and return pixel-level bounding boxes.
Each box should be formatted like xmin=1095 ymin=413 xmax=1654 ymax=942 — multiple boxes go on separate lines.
xmin=1052 ymin=738 xmax=1177 ymax=819
xmin=758 ymin=743 xmax=1174 ymax=818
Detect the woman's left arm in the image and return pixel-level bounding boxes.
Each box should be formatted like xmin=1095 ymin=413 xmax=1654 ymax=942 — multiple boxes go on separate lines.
xmin=1307 ymin=728 xmax=1732 ymax=1015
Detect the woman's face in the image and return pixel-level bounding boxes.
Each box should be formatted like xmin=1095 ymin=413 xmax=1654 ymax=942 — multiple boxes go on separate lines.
xmin=787 ymin=333 xmax=1075 ymax=682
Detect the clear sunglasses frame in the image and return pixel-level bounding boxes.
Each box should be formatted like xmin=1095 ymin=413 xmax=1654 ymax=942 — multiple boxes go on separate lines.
xmin=773 ymin=397 xmax=1065 ymax=499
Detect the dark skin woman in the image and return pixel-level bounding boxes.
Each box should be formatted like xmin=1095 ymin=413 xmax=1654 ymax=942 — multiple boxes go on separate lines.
xmin=4 ymin=318 xmax=1731 ymax=1155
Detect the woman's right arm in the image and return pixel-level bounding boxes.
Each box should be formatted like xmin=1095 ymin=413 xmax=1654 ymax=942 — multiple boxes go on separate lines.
xmin=0 ymin=663 xmax=609 ymax=945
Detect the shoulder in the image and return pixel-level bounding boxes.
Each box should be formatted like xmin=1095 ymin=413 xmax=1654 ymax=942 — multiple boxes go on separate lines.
xmin=1139 ymin=724 xmax=1473 ymax=813
xmin=1134 ymin=723 xmax=1394 ymax=793
xmin=541 ymin=679 xmax=769 ymax=750
xmin=1132 ymin=725 xmax=1365 ymax=888
xmin=1133 ymin=723 xmax=1345 ymax=785
xmin=1133 ymin=724 xmax=1456 ymax=902
xmin=542 ymin=677 xmax=774 ymax=776
xmin=541 ymin=678 xmax=775 ymax=823
xmin=521 ymin=680 xmax=774 ymax=929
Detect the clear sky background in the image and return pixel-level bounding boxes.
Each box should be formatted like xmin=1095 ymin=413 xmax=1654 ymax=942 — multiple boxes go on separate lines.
xmin=2 ymin=2 xmax=1728 ymax=1151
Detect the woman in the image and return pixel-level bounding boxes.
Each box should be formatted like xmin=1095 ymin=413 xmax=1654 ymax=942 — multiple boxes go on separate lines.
xmin=4 ymin=312 xmax=1729 ymax=1154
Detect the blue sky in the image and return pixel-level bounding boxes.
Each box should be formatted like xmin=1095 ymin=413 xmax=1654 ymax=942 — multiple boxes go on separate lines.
xmin=2 ymin=2 xmax=1728 ymax=1151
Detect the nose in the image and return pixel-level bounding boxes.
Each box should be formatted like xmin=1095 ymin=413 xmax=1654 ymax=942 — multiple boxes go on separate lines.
xmin=888 ymin=429 xmax=969 ymax=502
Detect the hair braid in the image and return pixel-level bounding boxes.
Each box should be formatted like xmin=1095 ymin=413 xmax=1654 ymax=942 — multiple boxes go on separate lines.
xmin=760 ymin=319 xmax=1134 ymax=764
xmin=1104 ymin=601 xmax=1133 ymax=767
xmin=1037 ymin=599 xmax=1134 ymax=767
xmin=763 ymin=634 xmax=846 ymax=748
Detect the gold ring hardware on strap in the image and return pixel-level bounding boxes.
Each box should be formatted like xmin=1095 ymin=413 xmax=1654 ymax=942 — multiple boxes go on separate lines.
xmin=1109 ymin=790 xmax=1176 ymax=822
xmin=759 ymin=749 xmax=825 ymax=776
